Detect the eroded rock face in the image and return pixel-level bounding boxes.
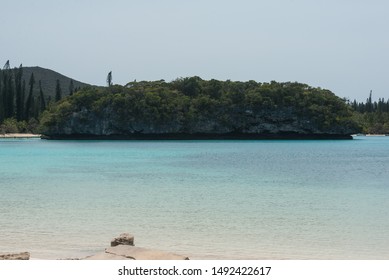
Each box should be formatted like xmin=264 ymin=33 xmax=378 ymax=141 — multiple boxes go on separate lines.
xmin=0 ymin=252 xmax=30 ymax=260
xmin=42 ymin=106 xmax=357 ymax=139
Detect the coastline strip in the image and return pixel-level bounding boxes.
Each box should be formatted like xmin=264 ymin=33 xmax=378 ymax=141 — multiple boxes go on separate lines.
xmin=41 ymin=132 xmax=354 ymax=140
xmin=0 ymin=133 xmax=41 ymax=139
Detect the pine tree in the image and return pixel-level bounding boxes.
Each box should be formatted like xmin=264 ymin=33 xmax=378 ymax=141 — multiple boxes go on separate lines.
xmin=15 ymin=64 xmax=24 ymax=121
xmin=25 ymin=72 xmax=35 ymax=120
xmin=107 ymin=71 xmax=112 ymax=87
xmin=0 ymin=68 xmax=3 ymax=122
xmin=33 ymin=94 xmax=39 ymax=119
xmin=55 ymin=79 xmax=62 ymax=102
xmin=366 ymin=90 xmax=373 ymax=113
xmin=22 ymin=79 xmax=26 ymax=119
xmin=39 ymin=80 xmax=46 ymax=112
xmin=2 ymin=60 xmax=12 ymax=119
xmin=6 ymin=67 xmax=15 ymax=119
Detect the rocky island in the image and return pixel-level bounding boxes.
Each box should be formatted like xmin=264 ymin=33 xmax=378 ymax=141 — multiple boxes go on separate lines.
xmin=39 ymin=77 xmax=359 ymax=139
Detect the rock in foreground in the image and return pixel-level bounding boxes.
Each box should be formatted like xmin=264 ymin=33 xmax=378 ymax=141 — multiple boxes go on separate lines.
xmin=85 ymin=245 xmax=189 ymax=260
xmin=0 ymin=252 xmax=30 ymax=260
xmin=84 ymin=233 xmax=189 ymax=260
xmin=111 ymin=233 xmax=134 ymax=247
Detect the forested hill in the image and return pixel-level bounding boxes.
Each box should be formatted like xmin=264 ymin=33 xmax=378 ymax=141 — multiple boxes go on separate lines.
xmin=0 ymin=61 xmax=91 ymax=131
xmin=40 ymin=77 xmax=360 ymax=139
xmin=22 ymin=66 xmax=89 ymax=99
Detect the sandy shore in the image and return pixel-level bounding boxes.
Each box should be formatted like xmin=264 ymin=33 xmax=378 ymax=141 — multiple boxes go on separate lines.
xmin=0 ymin=133 xmax=41 ymax=138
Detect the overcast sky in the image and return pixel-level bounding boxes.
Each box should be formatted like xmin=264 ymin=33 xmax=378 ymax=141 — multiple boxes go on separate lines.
xmin=1 ymin=0 xmax=388 ymax=101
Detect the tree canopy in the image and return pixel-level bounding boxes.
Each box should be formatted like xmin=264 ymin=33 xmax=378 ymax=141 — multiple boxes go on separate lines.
xmin=350 ymin=92 xmax=389 ymax=134
xmin=39 ymin=77 xmax=359 ymax=138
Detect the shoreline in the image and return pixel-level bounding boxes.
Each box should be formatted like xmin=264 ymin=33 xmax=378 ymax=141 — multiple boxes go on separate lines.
xmin=0 ymin=133 xmax=41 ymax=139
xmin=1 ymin=234 xmax=190 ymax=260
xmin=41 ymin=132 xmax=354 ymax=140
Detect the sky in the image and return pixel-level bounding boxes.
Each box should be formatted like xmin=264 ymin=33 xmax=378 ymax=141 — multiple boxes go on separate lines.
xmin=1 ymin=0 xmax=388 ymax=101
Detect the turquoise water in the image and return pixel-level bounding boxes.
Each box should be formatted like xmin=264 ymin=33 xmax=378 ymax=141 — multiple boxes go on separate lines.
xmin=1 ymin=137 xmax=389 ymax=259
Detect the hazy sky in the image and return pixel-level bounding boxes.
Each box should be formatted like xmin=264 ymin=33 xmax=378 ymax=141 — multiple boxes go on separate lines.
xmin=1 ymin=0 xmax=388 ymax=101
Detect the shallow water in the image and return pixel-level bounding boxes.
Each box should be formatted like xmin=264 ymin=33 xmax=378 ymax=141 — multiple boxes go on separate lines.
xmin=0 ymin=136 xmax=388 ymax=259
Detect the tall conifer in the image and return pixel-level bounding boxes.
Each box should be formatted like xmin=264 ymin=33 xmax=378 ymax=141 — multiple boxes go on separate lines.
xmin=39 ymin=80 xmax=46 ymax=112
xmin=15 ymin=64 xmax=24 ymax=121
xmin=2 ymin=61 xmax=11 ymax=118
xmin=107 ymin=71 xmax=112 ymax=87
xmin=6 ymin=65 xmax=15 ymax=118
xmin=55 ymin=79 xmax=62 ymax=102
xmin=21 ymin=79 xmax=26 ymax=120
xmin=25 ymin=72 xmax=35 ymax=120
xmin=0 ymin=68 xmax=3 ymax=122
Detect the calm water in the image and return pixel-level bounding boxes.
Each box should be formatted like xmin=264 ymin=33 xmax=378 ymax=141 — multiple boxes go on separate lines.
xmin=0 ymin=137 xmax=388 ymax=259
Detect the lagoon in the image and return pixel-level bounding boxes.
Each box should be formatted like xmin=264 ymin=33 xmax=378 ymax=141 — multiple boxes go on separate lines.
xmin=0 ymin=137 xmax=388 ymax=259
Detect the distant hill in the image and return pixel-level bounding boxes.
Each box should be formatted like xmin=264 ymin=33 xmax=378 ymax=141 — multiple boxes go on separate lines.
xmin=21 ymin=66 xmax=90 ymax=100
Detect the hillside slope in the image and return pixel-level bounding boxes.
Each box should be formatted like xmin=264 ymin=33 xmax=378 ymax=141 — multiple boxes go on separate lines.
xmin=22 ymin=66 xmax=90 ymax=99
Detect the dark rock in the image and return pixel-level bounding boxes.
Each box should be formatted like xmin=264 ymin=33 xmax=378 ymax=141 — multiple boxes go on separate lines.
xmin=111 ymin=233 xmax=135 ymax=247
xmin=41 ymin=97 xmax=358 ymax=140
xmin=0 ymin=252 xmax=30 ymax=260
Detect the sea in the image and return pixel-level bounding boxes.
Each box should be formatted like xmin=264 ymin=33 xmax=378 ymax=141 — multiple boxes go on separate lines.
xmin=0 ymin=136 xmax=388 ymax=259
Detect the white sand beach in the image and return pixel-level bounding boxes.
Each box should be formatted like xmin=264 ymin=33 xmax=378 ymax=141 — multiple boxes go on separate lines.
xmin=0 ymin=133 xmax=41 ymax=138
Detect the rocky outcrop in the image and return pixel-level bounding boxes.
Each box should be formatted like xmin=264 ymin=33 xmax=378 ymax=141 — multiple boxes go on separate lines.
xmin=111 ymin=233 xmax=134 ymax=247
xmin=0 ymin=252 xmax=30 ymax=260
xmin=84 ymin=233 xmax=189 ymax=260
xmin=40 ymin=80 xmax=360 ymax=140
xmin=42 ymin=106 xmax=356 ymax=140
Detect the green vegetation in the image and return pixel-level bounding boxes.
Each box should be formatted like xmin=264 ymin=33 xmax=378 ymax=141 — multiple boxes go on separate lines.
xmin=39 ymin=77 xmax=359 ymax=137
xmin=0 ymin=60 xmax=88 ymax=133
xmin=0 ymin=118 xmax=38 ymax=134
xmin=350 ymin=92 xmax=389 ymax=134
xmin=4 ymin=61 xmax=384 ymax=137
